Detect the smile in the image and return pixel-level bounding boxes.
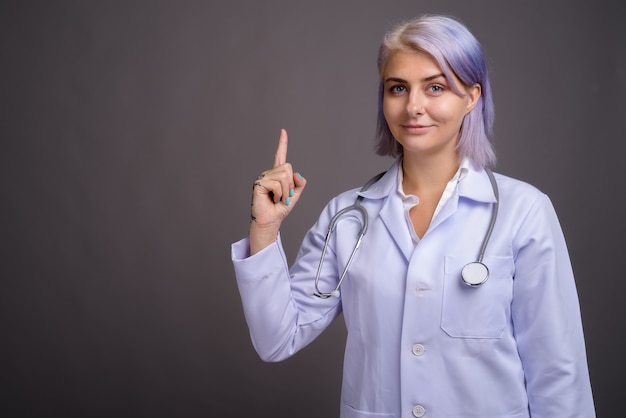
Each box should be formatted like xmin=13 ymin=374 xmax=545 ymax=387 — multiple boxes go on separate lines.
xmin=401 ymin=124 xmax=433 ymax=134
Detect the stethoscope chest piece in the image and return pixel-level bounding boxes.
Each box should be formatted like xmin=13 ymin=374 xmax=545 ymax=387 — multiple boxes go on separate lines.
xmin=461 ymin=261 xmax=489 ymax=287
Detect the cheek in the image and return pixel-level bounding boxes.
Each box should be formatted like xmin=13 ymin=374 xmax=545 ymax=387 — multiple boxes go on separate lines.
xmin=382 ymin=98 xmax=391 ymax=118
xmin=382 ymin=98 xmax=402 ymax=122
xmin=382 ymin=105 xmax=394 ymax=129
xmin=431 ymin=101 xmax=467 ymax=125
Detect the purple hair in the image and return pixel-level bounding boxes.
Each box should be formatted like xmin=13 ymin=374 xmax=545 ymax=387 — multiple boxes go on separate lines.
xmin=375 ymin=15 xmax=496 ymax=167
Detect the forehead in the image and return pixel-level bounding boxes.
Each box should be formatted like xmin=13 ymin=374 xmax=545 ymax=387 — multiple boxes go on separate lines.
xmin=382 ymin=50 xmax=443 ymax=78
xmin=382 ymin=49 xmax=468 ymax=92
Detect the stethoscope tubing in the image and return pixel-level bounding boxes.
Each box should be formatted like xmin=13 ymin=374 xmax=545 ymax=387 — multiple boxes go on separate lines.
xmin=460 ymin=168 xmax=499 ymax=287
xmin=312 ymin=169 xmax=499 ymax=298
xmin=312 ymin=172 xmax=384 ymax=299
xmin=476 ymin=168 xmax=499 ymax=265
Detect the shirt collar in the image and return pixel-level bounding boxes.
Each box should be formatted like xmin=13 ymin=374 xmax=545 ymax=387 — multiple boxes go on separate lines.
xmin=395 ymin=157 xmax=471 ymax=199
xmin=357 ymin=157 xmax=495 ymax=204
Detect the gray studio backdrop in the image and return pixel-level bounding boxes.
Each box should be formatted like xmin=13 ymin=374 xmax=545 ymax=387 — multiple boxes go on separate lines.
xmin=2 ymin=1 xmax=624 ymax=417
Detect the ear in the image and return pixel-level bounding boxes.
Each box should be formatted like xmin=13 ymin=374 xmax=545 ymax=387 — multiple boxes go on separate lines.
xmin=465 ymin=84 xmax=481 ymax=114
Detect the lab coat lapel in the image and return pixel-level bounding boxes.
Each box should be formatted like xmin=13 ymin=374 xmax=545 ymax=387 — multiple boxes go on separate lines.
xmin=428 ymin=191 xmax=459 ymax=233
xmin=420 ymin=165 xmax=497 ymax=236
xmin=458 ymin=166 xmax=498 ymax=204
xmin=378 ymin=191 xmax=414 ymax=262
xmin=358 ymin=159 xmax=414 ymax=262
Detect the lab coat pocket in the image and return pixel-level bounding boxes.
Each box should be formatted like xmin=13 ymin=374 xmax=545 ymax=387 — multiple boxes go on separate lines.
xmin=441 ymin=255 xmax=514 ymax=339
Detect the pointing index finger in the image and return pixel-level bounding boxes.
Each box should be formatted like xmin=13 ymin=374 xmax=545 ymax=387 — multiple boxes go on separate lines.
xmin=273 ymin=129 xmax=288 ymax=168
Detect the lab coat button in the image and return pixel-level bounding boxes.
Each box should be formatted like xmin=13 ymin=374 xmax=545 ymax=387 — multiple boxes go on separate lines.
xmin=414 ymin=284 xmax=431 ymax=295
xmin=412 ymin=404 xmax=426 ymax=417
xmin=412 ymin=343 xmax=425 ymax=356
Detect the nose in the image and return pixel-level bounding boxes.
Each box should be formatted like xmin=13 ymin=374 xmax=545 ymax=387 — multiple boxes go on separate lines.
xmin=406 ymin=92 xmax=424 ymax=117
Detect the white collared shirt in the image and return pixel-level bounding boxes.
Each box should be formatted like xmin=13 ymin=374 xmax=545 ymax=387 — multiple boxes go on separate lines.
xmin=397 ymin=158 xmax=470 ymax=243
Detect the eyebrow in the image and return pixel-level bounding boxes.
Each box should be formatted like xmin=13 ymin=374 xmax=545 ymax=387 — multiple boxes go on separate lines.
xmin=384 ymin=73 xmax=446 ymax=84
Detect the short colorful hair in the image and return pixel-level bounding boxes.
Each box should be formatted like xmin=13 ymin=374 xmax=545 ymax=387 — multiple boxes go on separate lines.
xmin=376 ymin=15 xmax=496 ymax=167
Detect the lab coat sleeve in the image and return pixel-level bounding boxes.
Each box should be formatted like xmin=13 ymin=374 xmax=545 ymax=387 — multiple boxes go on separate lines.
xmin=231 ymin=203 xmax=343 ymax=362
xmin=511 ymin=193 xmax=595 ymax=417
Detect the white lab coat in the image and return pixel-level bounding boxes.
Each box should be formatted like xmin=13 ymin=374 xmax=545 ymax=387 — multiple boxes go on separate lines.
xmin=231 ymin=159 xmax=595 ymax=417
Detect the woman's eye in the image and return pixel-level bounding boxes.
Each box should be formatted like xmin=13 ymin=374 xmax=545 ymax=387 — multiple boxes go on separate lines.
xmin=390 ymin=85 xmax=406 ymax=94
xmin=428 ymin=85 xmax=444 ymax=94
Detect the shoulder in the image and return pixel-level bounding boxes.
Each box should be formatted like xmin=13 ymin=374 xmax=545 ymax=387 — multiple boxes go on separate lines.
xmin=492 ymin=171 xmax=547 ymax=205
xmin=323 ymin=186 xmax=364 ymax=214
xmin=326 ymin=161 xmax=399 ymax=209
xmin=492 ymin=171 xmax=563 ymax=236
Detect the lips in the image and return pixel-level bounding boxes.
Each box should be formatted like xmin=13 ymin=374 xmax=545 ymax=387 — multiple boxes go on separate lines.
xmin=402 ymin=124 xmax=433 ymax=135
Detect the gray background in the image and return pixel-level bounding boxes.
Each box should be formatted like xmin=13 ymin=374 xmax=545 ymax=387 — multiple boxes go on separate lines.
xmin=1 ymin=0 xmax=624 ymax=416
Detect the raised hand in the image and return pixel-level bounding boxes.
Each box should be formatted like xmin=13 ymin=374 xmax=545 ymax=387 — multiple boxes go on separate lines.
xmin=249 ymin=129 xmax=307 ymax=254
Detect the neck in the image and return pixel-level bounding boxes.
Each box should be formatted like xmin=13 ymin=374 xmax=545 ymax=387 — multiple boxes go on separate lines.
xmin=401 ymin=152 xmax=460 ymax=195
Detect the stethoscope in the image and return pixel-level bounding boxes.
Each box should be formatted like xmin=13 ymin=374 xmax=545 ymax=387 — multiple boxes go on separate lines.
xmin=311 ymin=168 xmax=499 ymax=299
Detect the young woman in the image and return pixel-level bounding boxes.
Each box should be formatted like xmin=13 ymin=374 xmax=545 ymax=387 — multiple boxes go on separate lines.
xmin=232 ymin=14 xmax=595 ymax=417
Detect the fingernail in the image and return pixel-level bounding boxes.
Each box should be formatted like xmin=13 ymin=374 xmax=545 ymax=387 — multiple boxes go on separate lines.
xmin=285 ymin=197 xmax=291 ymax=206
xmin=289 ymin=189 xmax=295 ymax=197
xmin=297 ymin=172 xmax=303 ymax=179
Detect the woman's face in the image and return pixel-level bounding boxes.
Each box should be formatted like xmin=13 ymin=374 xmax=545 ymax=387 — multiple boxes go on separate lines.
xmin=382 ymin=50 xmax=480 ymax=160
